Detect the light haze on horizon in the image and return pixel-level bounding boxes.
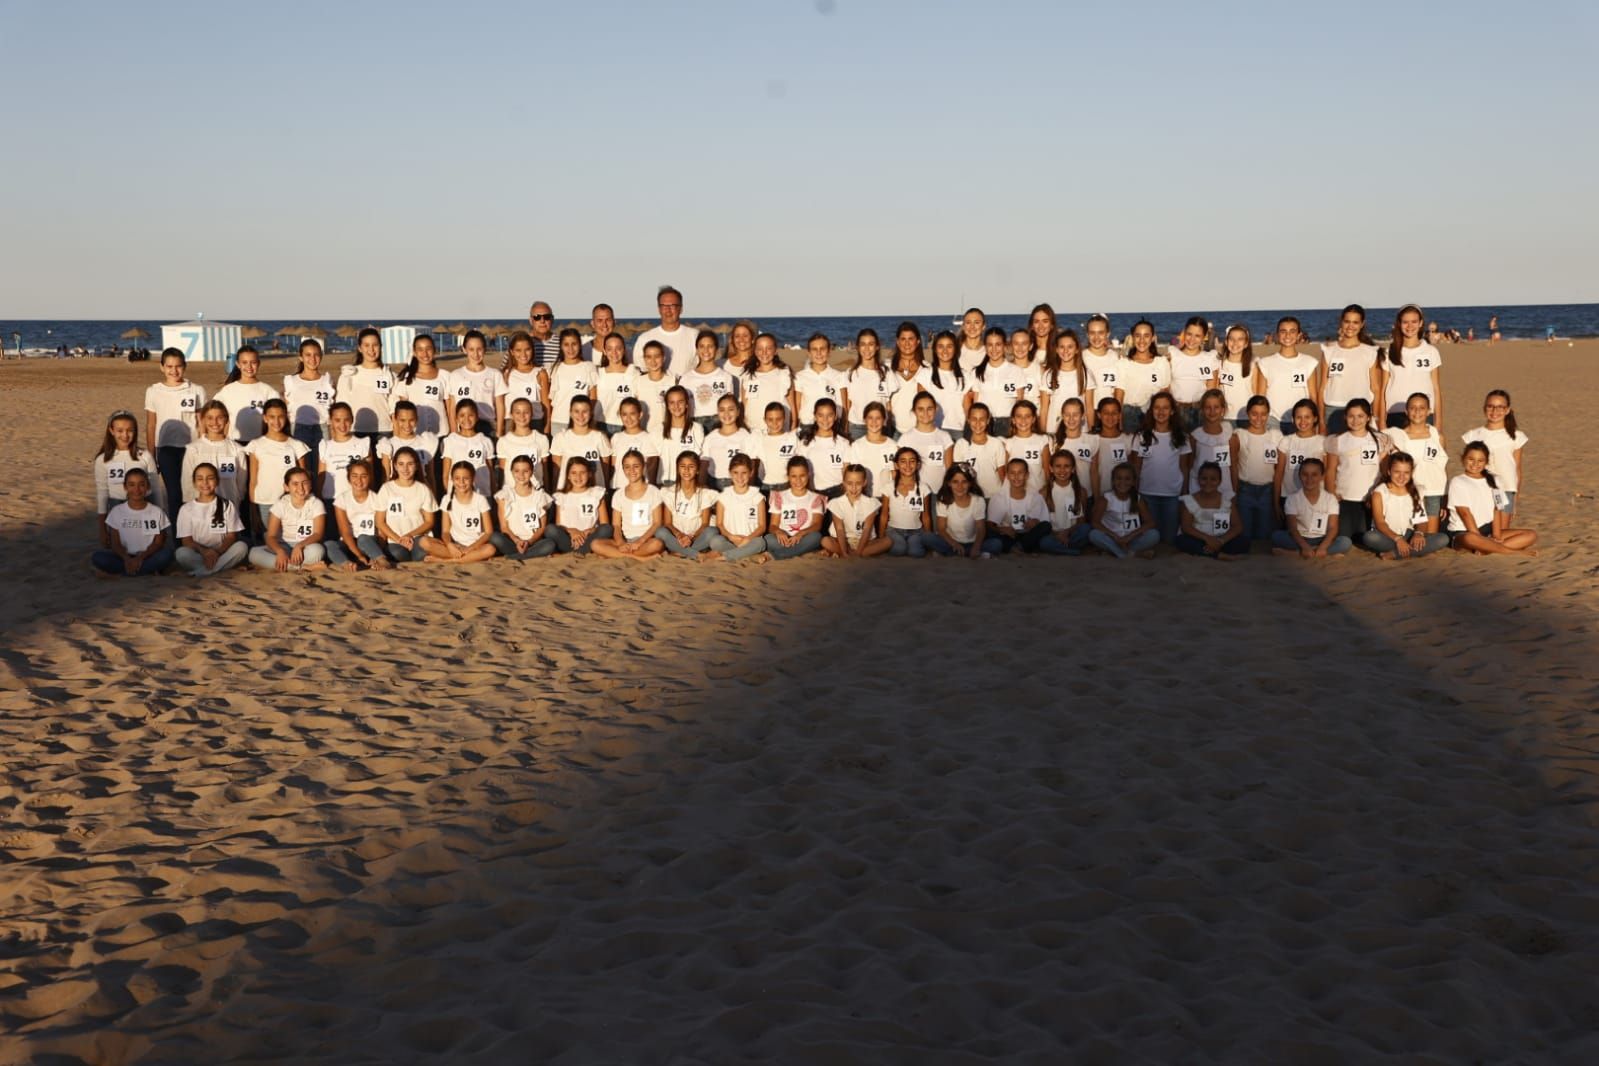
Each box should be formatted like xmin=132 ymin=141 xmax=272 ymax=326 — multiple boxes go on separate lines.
xmin=3 ymin=0 xmax=1595 ymax=321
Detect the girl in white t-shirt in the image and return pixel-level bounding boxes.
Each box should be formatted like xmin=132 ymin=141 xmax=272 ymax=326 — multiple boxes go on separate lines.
xmin=91 ymin=468 xmax=175 ymax=577
xmin=391 ymin=334 xmax=451 ymax=436
xmin=491 ymin=454 xmax=557 ymax=560
xmin=634 ymin=341 xmax=676 ymax=430
xmin=798 ymin=398 xmax=849 ymax=497
xmin=1043 ymin=330 xmax=1094 ymax=437
xmin=1089 ymin=398 xmax=1135 ymax=500
xmin=958 ymin=309 xmax=988 ymax=371
xmin=1253 ymin=317 xmax=1322 ymax=432
xmin=764 ymin=456 xmax=827 ymax=560
xmin=551 ymin=459 xmax=610 ymax=554
xmin=502 ymin=331 xmax=550 ymax=431
xmin=953 ymin=402 xmax=1009 ymax=500
xmin=1118 ymin=320 xmax=1170 ymax=433
xmin=1089 ymin=462 xmax=1157 ymax=559
xmin=656 ymin=452 xmax=719 ymax=560
xmin=1008 ymin=328 xmax=1046 ymax=416
xmin=1234 ymin=395 xmax=1283 ymax=542
xmin=379 ymin=400 xmax=439 ymax=491
xmin=752 ymin=401 xmax=798 ymax=492
xmin=545 ymin=329 xmax=596 ymax=436
xmin=922 ymin=331 xmax=970 ymax=439
xmin=792 ymin=332 xmax=848 ymax=433
xmin=1080 ymin=314 xmax=1124 ymax=411
xmin=497 ymin=397 xmax=553 ymax=491
xmin=845 ymin=402 xmax=898 ymax=497
xmin=244 ymin=398 xmax=311 ymax=535
xmin=823 ymin=464 xmax=890 ymax=559
xmin=925 ymin=466 xmax=994 ymax=558
xmin=95 ymin=409 xmax=164 ymax=544
xmin=212 ymin=346 xmax=279 ymax=443
xmin=1050 ymin=397 xmax=1098 ymax=502
xmin=1216 ymin=325 xmax=1255 ymax=426
xmin=437 ymin=398 xmax=496 ymax=496
xmin=325 ymin=458 xmax=388 ymax=571
xmin=1187 ymin=390 xmax=1238 ymax=500
xmin=1271 ymin=458 xmax=1350 ymax=558
xmin=1322 ymin=398 xmax=1391 ymax=539
xmin=283 ymin=339 xmax=334 ymax=455
xmin=897 ymin=391 xmax=955 ymax=496
xmin=593 ymin=450 xmax=666 ymax=560
xmin=1273 ymin=398 xmax=1326 ymax=514
xmin=1385 ymin=392 xmax=1448 ymax=518
xmin=606 ymin=397 xmax=660 ymax=489
xmin=1382 ymin=304 xmax=1444 ymax=429
xmin=145 ymin=347 xmax=208 ymax=518
xmin=1175 ymin=461 xmax=1247 ymax=560
xmin=448 ymin=331 xmax=507 ymax=435
xmin=1168 ymin=317 xmax=1218 ymax=430
xmin=1002 ymin=399 xmax=1050 ymax=493
xmin=740 ymin=333 xmax=795 ymax=430
xmin=1129 ymin=392 xmax=1193 ymax=544
xmin=550 ymin=397 xmax=611 ymax=492
xmin=318 ymin=402 xmax=374 ymax=501
xmin=249 ymin=467 xmax=327 ymax=571
xmin=1319 ymin=304 xmax=1382 ymax=433
xmin=373 ymin=447 xmax=437 ymax=563
xmin=881 ymin=447 xmax=930 ymax=557
xmin=181 ymin=400 xmax=249 ymax=508
xmin=707 ymin=453 xmax=769 ymax=562
xmin=1040 ymin=450 xmax=1089 ymax=555
xmin=700 ymin=394 xmax=755 ymax=490
xmin=887 ymin=325 xmax=933 ymax=433
xmin=338 ymin=328 xmax=395 ymax=437
xmin=422 ymin=461 xmax=497 ymax=564
xmin=1363 ymin=452 xmax=1448 ymax=559
xmin=1447 ymin=442 xmax=1538 ymax=556
xmin=1461 ymin=389 xmax=1529 ymax=517
xmin=986 ymin=458 xmax=1052 ymax=554
xmin=593 ymin=332 xmax=640 ymax=434
xmin=679 ymin=330 xmax=739 ymax=433
xmin=174 ymin=462 xmax=248 ymax=577
xmin=846 ymin=330 xmax=898 ymax=439
xmin=970 ymin=327 xmax=1019 ymax=437
xmin=656 ymin=386 xmax=704 ymax=488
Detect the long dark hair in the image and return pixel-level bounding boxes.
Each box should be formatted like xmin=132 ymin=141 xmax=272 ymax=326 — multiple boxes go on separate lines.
xmin=1043 ymin=451 xmax=1085 ymax=517
xmin=223 ymin=344 xmax=259 ymax=384
xmin=295 ymin=338 xmax=324 ymax=375
xmin=351 ymin=326 xmax=382 ymax=367
xmin=797 ymin=399 xmax=838 ymax=445
xmin=1135 ymin=391 xmax=1188 ymax=448
xmin=1223 ymin=324 xmax=1254 ymax=377
xmin=1340 ymin=304 xmax=1377 ymax=347
xmin=973 ymin=326 xmax=1008 ymax=381
xmin=937 ymin=464 xmax=982 ymax=506
xmin=400 ymin=335 xmax=437 ymax=384
xmin=1486 ymin=389 xmax=1519 ymax=439
xmin=929 ymin=330 xmax=964 ymax=390
xmin=1381 ymin=451 xmax=1425 ymax=517
xmin=1462 ymin=441 xmax=1498 ymax=489
xmin=853 ymin=329 xmax=886 ymax=381
xmin=1045 ymin=328 xmax=1085 ymax=395
xmin=98 ymin=409 xmax=144 ymax=461
xmin=190 ymin=462 xmax=227 ymax=526
xmin=1386 ymin=304 xmax=1423 ymax=367
xmin=661 ymin=385 xmax=695 ymax=442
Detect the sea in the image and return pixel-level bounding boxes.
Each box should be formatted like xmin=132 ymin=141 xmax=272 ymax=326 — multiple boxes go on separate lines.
xmin=5 ymin=303 xmax=1596 ymax=355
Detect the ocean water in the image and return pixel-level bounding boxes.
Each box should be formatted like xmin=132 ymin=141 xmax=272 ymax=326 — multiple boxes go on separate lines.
xmin=5 ymin=303 xmax=1596 ymax=355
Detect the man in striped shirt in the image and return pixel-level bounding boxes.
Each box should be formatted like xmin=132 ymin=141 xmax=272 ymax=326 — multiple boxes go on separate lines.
xmin=503 ymin=300 xmax=559 ymax=370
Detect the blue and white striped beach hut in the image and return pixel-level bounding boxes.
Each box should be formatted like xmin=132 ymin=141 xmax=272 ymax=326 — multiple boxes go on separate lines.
xmin=160 ymin=321 xmax=243 ymax=363
xmin=381 ymin=325 xmax=419 ymax=366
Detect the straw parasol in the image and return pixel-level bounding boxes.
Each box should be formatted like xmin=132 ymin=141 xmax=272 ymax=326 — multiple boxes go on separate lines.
xmin=334 ymin=325 xmax=361 ymax=339
xmin=276 ymin=325 xmax=306 ymax=337
xmin=120 ymin=326 xmax=151 ymax=341
xmin=240 ymin=325 xmax=267 ymax=340
xmin=303 ymin=324 xmax=328 ymax=338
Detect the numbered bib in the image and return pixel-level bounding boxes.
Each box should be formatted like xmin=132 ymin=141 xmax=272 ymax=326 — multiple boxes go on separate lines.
xmin=1118 ymin=512 xmax=1141 ymax=534
xmin=1309 ymin=513 xmax=1326 ymax=534
xmin=1209 ymin=513 xmax=1231 ymax=535
xmin=356 ymin=514 xmax=376 ymax=536
xmin=1358 ymin=446 xmax=1378 ymax=466
xmin=1326 ymin=361 xmax=1345 ymax=376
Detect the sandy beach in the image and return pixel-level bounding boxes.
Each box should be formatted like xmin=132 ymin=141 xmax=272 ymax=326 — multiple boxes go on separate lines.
xmin=2 ymin=339 xmax=1597 ymax=1063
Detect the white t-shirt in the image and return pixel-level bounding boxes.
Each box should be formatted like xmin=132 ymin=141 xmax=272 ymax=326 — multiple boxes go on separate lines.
xmin=1328 ymin=430 xmax=1390 ymax=502
xmin=920 ymin=367 xmax=969 ymax=436
xmin=845 ymin=366 xmax=898 ymax=425
xmin=375 ymin=480 xmax=437 ymax=534
xmin=212 ymin=381 xmax=279 ymax=442
xmin=957 ymin=345 xmax=987 ymax=373
xmin=390 ymin=370 xmax=452 ymax=435
xmin=971 ymin=361 xmax=1022 ymax=419
xmin=848 ymin=436 xmax=901 ymax=497
xmin=939 ymin=496 xmax=982 ymax=543
xmin=739 ymin=366 xmax=793 ymax=423
xmin=609 ymin=430 xmax=662 ymax=488
xmin=882 ymin=481 xmax=928 ymax=530
xmin=1101 ymin=494 xmax=1143 ymax=535
xmin=1044 ymin=481 xmax=1084 ymax=530
xmin=611 ymin=485 xmax=664 ymax=540
xmin=1042 ymin=365 xmax=1097 ymax=436
xmin=800 ymin=433 xmax=849 ymax=492
xmin=792 ymin=366 xmax=847 ymax=426
xmin=1320 ymin=342 xmax=1379 ymax=407
xmin=1093 ymin=433 xmax=1136 ymax=496
xmin=887 ymin=368 xmax=934 ymax=431
xmin=283 ymin=373 xmax=334 ymax=428
xmin=1053 ymin=434 xmax=1099 ymax=494
xmin=986 ymin=490 xmax=1049 ymax=532
xmin=443 ymin=490 xmax=491 ymax=546
xmin=245 ymin=435 xmax=311 ymax=504
xmin=1385 ymin=426 xmax=1448 ymax=497
xmin=270 ymin=495 xmax=326 ymax=545
xmin=1003 ymin=433 xmax=1048 ymax=492
xmin=664 ymin=485 xmax=719 ymax=536
xmin=898 ymin=428 xmax=954 ymax=495
xmin=655 ymin=424 xmax=705 ymax=486
xmin=439 ymin=432 xmax=494 ymax=496
xmin=1010 ymin=361 xmax=1044 ymax=410
xmin=337 ymin=365 xmax=395 ymax=433
xmin=1082 ymin=351 xmax=1124 ymax=406
xmin=333 ymin=488 xmax=382 ymax=539
xmin=105 ymin=501 xmax=170 ymax=554
xmin=632 ymin=325 xmax=697 ymax=375
xmin=1461 ymin=427 xmax=1529 ymax=492
xmin=545 ymin=360 xmax=597 ymax=427
xmin=1446 ymin=474 xmax=1503 ymax=532
xmin=495 ymin=485 xmax=553 ymax=540
xmin=700 ymin=428 xmax=755 ymax=482
xmin=1168 ymin=348 xmax=1216 ymax=404
xmin=551 ymin=428 xmax=613 ymax=490
xmin=503 ymin=366 xmax=547 ymax=425
xmin=95 ymin=449 xmax=163 ymax=514
xmin=145 ymin=381 xmax=207 ymax=447
xmin=1383 ymin=342 xmax=1443 ymax=417
xmin=318 ymin=435 xmax=372 ymax=499
xmin=1118 ymin=357 xmax=1171 ymax=409
xmin=181 ymin=437 xmax=249 ymax=503
xmin=634 ymin=372 xmax=678 ymax=430
xmin=1179 ymin=493 xmax=1235 ymax=538
xmin=177 ymin=498 xmax=243 ymax=549
xmin=1215 ymin=358 xmax=1254 ymax=422
xmin=554 ymin=485 xmax=605 ymax=529
xmin=769 ymin=488 xmax=826 ymax=536
xmin=593 ymin=366 xmax=642 ymax=426
xmin=678 ymin=366 xmax=738 ymax=421
xmin=827 ymin=494 xmax=881 ymax=546
xmin=1280 ymin=433 xmax=1326 ymax=495
xmin=447 ymin=365 xmax=505 ymax=425
xmin=1373 ymin=486 xmax=1431 ymax=538
xmin=1235 ymin=427 xmax=1284 ymax=486
xmin=1284 ymin=488 xmax=1340 ymax=539
xmin=1131 ymin=430 xmax=1192 ymax=496
xmin=378 ymin=432 xmax=439 ymax=478
xmin=756 ymin=431 xmax=801 ymax=488
xmin=1255 ymin=352 xmax=1318 ymax=420
xmin=717 ymin=485 xmax=765 ymax=537
xmin=497 ymin=430 xmax=552 ymax=475
xmin=952 ymin=436 xmax=1009 ymax=499
xmin=1188 ymin=426 xmax=1236 ymax=498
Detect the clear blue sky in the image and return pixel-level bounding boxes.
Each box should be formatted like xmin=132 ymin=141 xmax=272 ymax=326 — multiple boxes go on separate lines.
xmin=3 ymin=0 xmax=1595 ymax=319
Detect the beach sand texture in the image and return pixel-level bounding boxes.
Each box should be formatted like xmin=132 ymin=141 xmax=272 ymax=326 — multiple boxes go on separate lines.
xmin=2 ymin=341 xmax=1597 ymax=1063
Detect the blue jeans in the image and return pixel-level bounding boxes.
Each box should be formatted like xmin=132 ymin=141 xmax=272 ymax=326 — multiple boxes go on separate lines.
xmin=1500 ymin=490 xmax=1517 ymax=514
xmin=1038 ymin=523 xmax=1090 ymax=555
xmin=1238 ymin=482 xmax=1276 ymax=541
xmin=1271 ymin=531 xmax=1352 ymax=555
xmin=888 ymin=528 xmax=926 ymax=557
xmin=921 ymin=532 xmax=1002 ymax=556
xmin=175 ymin=542 xmax=249 ymax=576
xmin=491 ymin=529 xmax=557 ymax=559
xmin=551 ymin=524 xmax=613 ymax=554
xmin=1088 ymin=528 xmax=1159 ymax=557
xmin=655 ymin=527 xmax=715 ymax=558
xmin=708 ymin=532 xmax=767 ymax=560
xmin=1143 ymin=494 xmax=1180 ymax=544
xmin=1361 ymin=529 xmax=1449 ymax=556
xmin=991 ymin=522 xmax=1052 ymax=554
xmin=1423 ymin=495 xmax=1443 ymax=517
xmin=92 ymin=544 xmax=175 ymax=575
xmin=764 ymin=530 xmax=822 ymax=559
xmin=1120 ymin=406 xmax=1144 ymax=433
xmin=1175 ymin=532 xmax=1251 ymax=557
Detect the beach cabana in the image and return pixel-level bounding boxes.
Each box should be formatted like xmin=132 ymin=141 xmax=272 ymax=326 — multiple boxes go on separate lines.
xmin=381 ymin=325 xmax=418 ymax=365
xmin=160 ymin=320 xmax=242 ymax=363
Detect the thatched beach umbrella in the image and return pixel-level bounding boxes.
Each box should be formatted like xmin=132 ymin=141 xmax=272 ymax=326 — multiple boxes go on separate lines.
xmin=304 ymin=324 xmax=328 ymax=338
xmin=240 ymin=325 xmax=268 ymax=340
xmin=276 ymin=325 xmax=306 ymax=337
xmin=334 ymin=325 xmax=360 ymax=339
xmin=120 ymin=326 xmax=151 ymax=341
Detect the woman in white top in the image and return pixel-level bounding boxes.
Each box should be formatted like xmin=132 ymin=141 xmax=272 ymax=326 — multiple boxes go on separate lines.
xmin=922 ymin=332 xmax=970 ymax=439
xmin=421 ymin=461 xmax=498 ymax=564
xmin=1321 ymin=398 xmax=1391 ymax=539
xmin=1319 ymin=304 xmax=1382 ymax=433
xmin=887 ymin=325 xmax=934 ymax=434
xmin=1080 ymin=315 xmax=1124 ymax=411
xmin=448 ymin=331 xmax=507 ymax=434
xmin=91 ymin=468 xmax=175 ymax=576
xmin=1117 ymin=320 xmax=1170 ymax=434
xmin=1446 ymin=442 xmax=1538 ymax=555
xmin=145 ymin=347 xmax=208 ymax=518
xmin=740 ymin=333 xmax=795 ymax=429
xmin=337 ymin=328 xmax=395 ymax=437
xmin=95 ymin=410 xmax=164 ymax=543
xmin=490 ymin=454 xmax=557 ymax=560
xmin=592 ymin=449 xmax=666 ymax=560
xmin=283 ymin=339 xmax=334 ymax=455
xmin=174 ymin=463 xmax=248 ymax=576
xmin=212 ymin=346 xmax=279 ymax=443
xmin=248 ymin=467 xmax=328 ymax=571
xmin=957 ymin=309 xmax=988 ymax=372
xmin=1461 ymin=389 xmax=1530 ymax=517
xmin=706 ymin=453 xmax=769 ymax=562
xmin=1362 ymin=452 xmax=1448 ymax=559
xmin=970 ymin=327 xmax=1020 ymax=437
xmin=1043 ymin=330 xmax=1095 ymax=437
xmin=1252 ymin=317 xmax=1322 ymax=432
xmin=845 ymin=330 xmax=898 ymax=440
xmin=1381 ymin=304 xmax=1444 ymax=429
xmin=792 ymin=333 xmax=848 ymax=433
xmin=656 ymin=453 xmax=720 ymax=559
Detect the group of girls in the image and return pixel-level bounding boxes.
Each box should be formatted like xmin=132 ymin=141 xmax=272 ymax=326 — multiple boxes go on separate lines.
xmin=91 ymin=307 xmax=1538 ymax=575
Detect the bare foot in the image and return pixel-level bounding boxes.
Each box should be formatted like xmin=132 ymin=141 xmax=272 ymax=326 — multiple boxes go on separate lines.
xmin=752 ymin=553 xmax=771 ymax=566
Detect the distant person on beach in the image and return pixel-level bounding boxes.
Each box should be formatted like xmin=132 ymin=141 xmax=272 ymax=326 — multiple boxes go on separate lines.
xmin=1489 ymin=315 xmax=1500 ymax=344
xmin=632 ymin=286 xmax=696 ymax=374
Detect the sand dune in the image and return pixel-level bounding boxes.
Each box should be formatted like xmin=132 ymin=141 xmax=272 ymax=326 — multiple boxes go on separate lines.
xmin=2 ymin=340 xmax=1597 ymax=1062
